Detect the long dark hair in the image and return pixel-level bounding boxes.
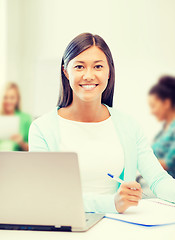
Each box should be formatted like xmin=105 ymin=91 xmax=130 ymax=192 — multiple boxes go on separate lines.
xmin=149 ymin=75 xmax=175 ymax=108
xmin=57 ymin=32 xmax=115 ymax=108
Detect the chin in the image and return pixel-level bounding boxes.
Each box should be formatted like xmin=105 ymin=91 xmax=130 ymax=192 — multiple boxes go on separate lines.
xmin=80 ymin=96 xmax=98 ymax=102
xmin=157 ymin=117 xmax=164 ymax=122
xmin=5 ymin=108 xmax=14 ymax=113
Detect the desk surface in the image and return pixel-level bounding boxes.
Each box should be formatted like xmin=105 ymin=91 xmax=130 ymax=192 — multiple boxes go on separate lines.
xmin=0 ymin=217 xmax=175 ymax=240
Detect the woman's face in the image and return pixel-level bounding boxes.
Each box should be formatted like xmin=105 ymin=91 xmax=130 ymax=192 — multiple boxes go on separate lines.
xmin=3 ymin=88 xmax=19 ymax=114
xmin=63 ymin=46 xmax=110 ymax=104
xmin=148 ymin=94 xmax=171 ymax=121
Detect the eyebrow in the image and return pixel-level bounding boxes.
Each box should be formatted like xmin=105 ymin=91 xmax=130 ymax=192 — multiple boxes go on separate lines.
xmin=74 ymin=60 xmax=105 ymax=64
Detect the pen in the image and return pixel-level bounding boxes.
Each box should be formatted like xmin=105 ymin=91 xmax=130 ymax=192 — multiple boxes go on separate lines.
xmin=107 ymin=173 xmax=148 ymax=197
xmin=107 ymin=173 xmax=124 ymax=184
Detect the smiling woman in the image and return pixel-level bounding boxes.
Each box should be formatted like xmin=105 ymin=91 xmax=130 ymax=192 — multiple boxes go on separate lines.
xmin=29 ymin=33 xmax=175 ymax=214
xmin=58 ymin=33 xmax=114 ymax=108
xmin=56 ymin=33 xmax=114 ymax=123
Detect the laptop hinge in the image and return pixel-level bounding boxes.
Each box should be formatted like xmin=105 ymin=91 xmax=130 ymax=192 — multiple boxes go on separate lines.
xmin=55 ymin=225 xmax=72 ymax=232
xmin=0 ymin=224 xmax=72 ymax=232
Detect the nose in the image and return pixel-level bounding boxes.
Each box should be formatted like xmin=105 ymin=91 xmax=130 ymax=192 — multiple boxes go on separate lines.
xmin=82 ymin=68 xmax=95 ymax=81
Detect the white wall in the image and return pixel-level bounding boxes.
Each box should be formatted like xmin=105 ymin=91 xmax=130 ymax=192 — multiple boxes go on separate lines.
xmin=110 ymin=0 xmax=175 ymax=141
xmin=0 ymin=0 xmax=7 ymax=89
xmin=3 ymin=0 xmax=175 ymax=142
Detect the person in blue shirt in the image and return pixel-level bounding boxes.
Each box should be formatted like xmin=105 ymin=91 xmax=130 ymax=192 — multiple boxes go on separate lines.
xmin=148 ymin=75 xmax=175 ymax=178
xmin=29 ymin=33 xmax=175 ymax=214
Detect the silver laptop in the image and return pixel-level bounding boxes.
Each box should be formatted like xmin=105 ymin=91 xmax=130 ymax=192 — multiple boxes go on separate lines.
xmin=0 ymin=152 xmax=104 ymax=232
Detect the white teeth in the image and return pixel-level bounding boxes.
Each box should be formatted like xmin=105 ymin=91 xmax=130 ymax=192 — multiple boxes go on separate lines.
xmin=81 ymin=84 xmax=97 ymax=89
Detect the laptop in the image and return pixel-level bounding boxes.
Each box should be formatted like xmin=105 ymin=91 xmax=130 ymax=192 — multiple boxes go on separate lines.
xmin=0 ymin=152 xmax=104 ymax=232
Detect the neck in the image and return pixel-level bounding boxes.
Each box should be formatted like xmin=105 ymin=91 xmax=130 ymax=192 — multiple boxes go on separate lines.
xmin=164 ymin=109 xmax=175 ymax=128
xmin=68 ymin=98 xmax=105 ymax=122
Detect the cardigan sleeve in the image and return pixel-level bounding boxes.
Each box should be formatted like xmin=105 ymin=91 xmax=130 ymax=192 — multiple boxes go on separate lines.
xmin=83 ymin=192 xmax=118 ymax=213
xmin=28 ymin=121 xmax=49 ymax=151
xmin=136 ymin=121 xmax=175 ymax=203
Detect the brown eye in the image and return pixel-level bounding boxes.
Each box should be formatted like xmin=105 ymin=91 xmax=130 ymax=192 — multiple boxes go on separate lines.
xmin=74 ymin=65 xmax=84 ymax=69
xmin=95 ymin=65 xmax=103 ymax=69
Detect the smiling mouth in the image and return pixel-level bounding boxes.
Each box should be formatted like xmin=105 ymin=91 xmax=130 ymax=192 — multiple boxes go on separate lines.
xmin=79 ymin=84 xmax=99 ymax=90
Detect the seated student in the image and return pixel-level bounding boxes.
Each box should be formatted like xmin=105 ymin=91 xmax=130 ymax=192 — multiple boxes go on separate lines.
xmin=148 ymin=75 xmax=175 ymax=179
xmin=0 ymin=82 xmax=32 ymax=151
xmin=29 ymin=33 xmax=175 ymax=214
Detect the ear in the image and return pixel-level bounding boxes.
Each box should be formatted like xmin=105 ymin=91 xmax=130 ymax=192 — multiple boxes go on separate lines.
xmin=165 ymin=98 xmax=172 ymax=108
xmin=108 ymin=70 xmax=110 ymax=80
xmin=62 ymin=65 xmax=69 ymax=80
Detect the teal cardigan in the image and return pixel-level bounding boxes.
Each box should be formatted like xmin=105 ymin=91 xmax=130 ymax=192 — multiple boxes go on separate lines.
xmin=28 ymin=104 xmax=175 ymax=213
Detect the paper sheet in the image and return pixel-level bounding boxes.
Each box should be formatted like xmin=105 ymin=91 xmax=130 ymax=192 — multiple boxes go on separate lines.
xmin=106 ymin=198 xmax=175 ymax=226
xmin=0 ymin=116 xmax=20 ymax=140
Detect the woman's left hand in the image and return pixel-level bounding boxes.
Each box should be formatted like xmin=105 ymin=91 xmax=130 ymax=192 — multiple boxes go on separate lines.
xmin=10 ymin=134 xmax=23 ymax=145
xmin=159 ymin=159 xmax=169 ymax=171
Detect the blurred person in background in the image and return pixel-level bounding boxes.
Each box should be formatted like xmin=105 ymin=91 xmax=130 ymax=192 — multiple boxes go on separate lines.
xmin=148 ymin=75 xmax=175 ymax=179
xmin=0 ymin=82 xmax=32 ymax=151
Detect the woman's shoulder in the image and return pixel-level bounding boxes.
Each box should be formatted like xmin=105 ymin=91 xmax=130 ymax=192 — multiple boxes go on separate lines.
xmin=169 ymin=120 xmax=175 ymax=133
xmin=109 ymin=106 xmax=144 ymax=140
xmin=15 ymin=110 xmax=33 ymax=122
xmin=30 ymin=107 xmax=57 ymax=130
xmin=110 ymin=106 xmax=139 ymax=126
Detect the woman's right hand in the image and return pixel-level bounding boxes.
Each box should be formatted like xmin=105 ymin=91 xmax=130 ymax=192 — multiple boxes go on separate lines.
xmin=114 ymin=181 xmax=143 ymax=213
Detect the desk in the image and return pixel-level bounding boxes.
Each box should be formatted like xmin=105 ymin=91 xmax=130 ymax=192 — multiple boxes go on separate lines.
xmin=0 ymin=217 xmax=175 ymax=240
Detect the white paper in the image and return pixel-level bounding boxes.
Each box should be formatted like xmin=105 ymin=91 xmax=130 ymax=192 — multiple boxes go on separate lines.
xmin=0 ymin=116 xmax=20 ymax=140
xmin=106 ymin=198 xmax=175 ymax=226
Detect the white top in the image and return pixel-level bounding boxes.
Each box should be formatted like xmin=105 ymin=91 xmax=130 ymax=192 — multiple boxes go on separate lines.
xmin=57 ymin=114 xmax=124 ymax=195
